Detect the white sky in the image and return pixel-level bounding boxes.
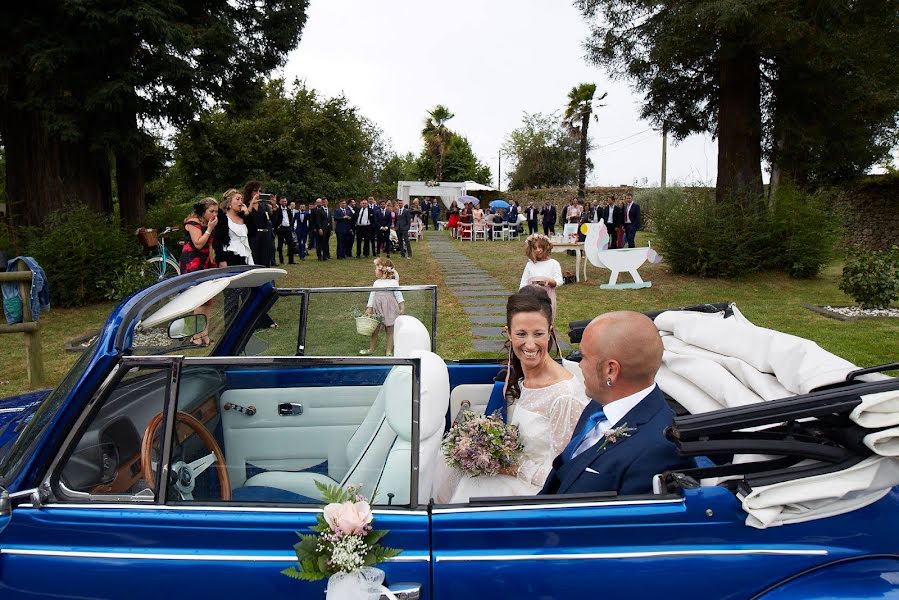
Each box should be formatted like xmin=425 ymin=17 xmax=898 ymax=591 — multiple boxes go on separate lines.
xmin=281 ymin=0 xmax=719 ymax=189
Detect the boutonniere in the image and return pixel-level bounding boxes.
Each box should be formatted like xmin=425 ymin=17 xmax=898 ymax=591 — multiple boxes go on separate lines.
xmin=598 ymin=423 xmax=636 ymax=451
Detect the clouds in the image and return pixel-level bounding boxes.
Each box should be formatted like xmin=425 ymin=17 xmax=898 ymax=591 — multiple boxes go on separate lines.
xmin=282 ymin=0 xmax=717 ymax=187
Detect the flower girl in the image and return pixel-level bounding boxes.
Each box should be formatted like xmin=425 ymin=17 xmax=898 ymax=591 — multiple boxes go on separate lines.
xmin=360 ymin=257 xmax=405 ymax=356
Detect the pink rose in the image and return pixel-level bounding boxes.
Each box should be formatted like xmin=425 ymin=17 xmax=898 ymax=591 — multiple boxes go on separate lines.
xmin=323 ymin=500 xmax=374 ymax=535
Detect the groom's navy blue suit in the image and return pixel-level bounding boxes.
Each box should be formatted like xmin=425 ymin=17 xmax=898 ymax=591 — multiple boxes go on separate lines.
xmin=539 ymin=385 xmax=690 ymax=496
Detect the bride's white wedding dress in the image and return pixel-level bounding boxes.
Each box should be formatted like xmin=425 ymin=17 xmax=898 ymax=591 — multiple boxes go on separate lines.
xmin=435 ymin=377 xmax=589 ymax=503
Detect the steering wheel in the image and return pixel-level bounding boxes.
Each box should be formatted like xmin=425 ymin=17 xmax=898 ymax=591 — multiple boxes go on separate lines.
xmin=141 ymin=411 xmax=232 ymax=501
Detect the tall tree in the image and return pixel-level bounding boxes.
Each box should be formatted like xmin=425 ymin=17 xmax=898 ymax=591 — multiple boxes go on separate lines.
xmin=421 ymin=105 xmax=455 ymax=181
xmin=502 ymin=112 xmax=582 ymax=190
xmin=414 ymin=134 xmax=492 ymax=185
xmin=564 ymin=84 xmax=606 ymax=201
xmin=0 ymin=1 xmax=308 ymax=227
xmin=575 ymin=0 xmax=899 ymax=202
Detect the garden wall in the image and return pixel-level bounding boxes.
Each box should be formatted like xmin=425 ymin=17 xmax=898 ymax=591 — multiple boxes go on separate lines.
xmin=834 ymin=175 xmax=899 ymax=250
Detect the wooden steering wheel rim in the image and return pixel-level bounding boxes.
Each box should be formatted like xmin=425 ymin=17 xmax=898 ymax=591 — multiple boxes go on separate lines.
xmin=141 ymin=411 xmax=232 ymax=501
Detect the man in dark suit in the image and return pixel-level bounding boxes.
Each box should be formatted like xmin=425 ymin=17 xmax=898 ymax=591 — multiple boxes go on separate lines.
xmin=421 ymin=198 xmax=432 ymax=230
xmin=623 ymin=195 xmax=641 ymax=249
xmin=312 ymin=198 xmax=332 ymax=261
xmin=354 ymin=197 xmax=375 ymax=258
xmin=395 ymin=200 xmax=413 ymax=259
xmin=274 ymin=197 xmax=296 ymax=265
xmin=540 ymin=311 xmax=691 ymax=497
xmin=541 ymin=201 xmax=557 ymax=236
xmin=525 ymin=202 xmax=539 ymax=235
xmin=602 ymin=200 xmax=619 ymax=249
xmin=334 ymin=200 xmax=352 ymax=259
xmin=371 ymin=199 xmax=384 ymax=257
xmin=293 ymin=202 xmax=310 ymax=260
xmin=430 ymin=199 xmax=441 ymax=230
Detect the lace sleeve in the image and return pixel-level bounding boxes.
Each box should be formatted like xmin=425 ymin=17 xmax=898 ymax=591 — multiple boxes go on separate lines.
xmin=516 ymin=391 xmax=587 ymax=486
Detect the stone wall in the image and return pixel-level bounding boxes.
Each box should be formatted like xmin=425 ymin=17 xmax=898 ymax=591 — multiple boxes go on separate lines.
xmin=834 ymin=176 xmax=899 ymax=250
xmin=503 ymin=185 xmax=635 ymax=207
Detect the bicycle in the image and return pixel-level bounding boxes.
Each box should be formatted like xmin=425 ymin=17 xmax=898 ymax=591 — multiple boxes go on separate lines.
xmin=137 ymin=227 xmax=181 ymax=281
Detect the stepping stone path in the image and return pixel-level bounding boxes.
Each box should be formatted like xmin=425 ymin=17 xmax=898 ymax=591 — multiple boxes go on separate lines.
xmin=426 ymin=234 xmax=508 ymax=352
xmin=427 ymin=233 xmax=571 ymax=355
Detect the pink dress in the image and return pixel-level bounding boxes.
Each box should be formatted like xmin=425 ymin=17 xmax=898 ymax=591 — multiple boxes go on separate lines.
xmin=367 ymin=278 xmax=404 ymax=326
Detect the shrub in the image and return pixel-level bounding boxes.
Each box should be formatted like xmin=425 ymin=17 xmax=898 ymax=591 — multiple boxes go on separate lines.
xmin=652 ymin=189 xmax=770 ymax=278
xmin=27 ymin=206 xmax=141 ymax=308
xmin=768 ymin=185 xmax=838 ymax=278
xmin=96 ymin=256 xmax=159 ymax=302
xmin=839 ymin=246 xmax=899 ymax=308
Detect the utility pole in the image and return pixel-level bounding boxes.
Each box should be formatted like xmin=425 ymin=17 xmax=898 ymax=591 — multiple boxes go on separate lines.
xmin=497 ymin=151 xmax=502 ymax=192
xmin=660 ymin=122 xmax=668 ymax=189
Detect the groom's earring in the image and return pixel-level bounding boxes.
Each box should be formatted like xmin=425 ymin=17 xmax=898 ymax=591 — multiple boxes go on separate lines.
xmin=606 ymin=378 xmax=613 ymax=387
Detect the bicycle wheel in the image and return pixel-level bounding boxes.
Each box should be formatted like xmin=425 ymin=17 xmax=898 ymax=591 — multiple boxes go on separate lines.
xmin=146 ymin=256 xmax=181 ymax=281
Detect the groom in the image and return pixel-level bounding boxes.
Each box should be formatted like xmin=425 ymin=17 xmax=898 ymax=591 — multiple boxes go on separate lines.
xmin=540 ymin=311 xmax=690 ymax=496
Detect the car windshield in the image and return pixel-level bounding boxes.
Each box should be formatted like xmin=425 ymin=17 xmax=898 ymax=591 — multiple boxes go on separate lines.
xmin=0 ymin=342 xmax=99 ymax=487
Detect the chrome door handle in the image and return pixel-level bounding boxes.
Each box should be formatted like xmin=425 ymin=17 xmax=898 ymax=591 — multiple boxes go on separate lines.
xmin=278 ymin=402 xmax=303 ymax=416
xmin=380 ymin=583 xmax=421 ymax=600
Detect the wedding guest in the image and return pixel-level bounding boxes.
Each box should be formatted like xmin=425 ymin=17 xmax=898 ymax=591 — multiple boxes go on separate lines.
xmin=434 ymin=286 xmax=589 ymax=502
xmin=354 ymin=197 xmax=375 ymax=258
xmin=180 ymin=197 xmax=218 ymax=346
xmin=380 ymin=200 xmax=396 ymax=257
xmin=430 ymin=198 xmax=442 ymax=230
xmin=614 ymin=198 xmax=626 ymax=248
xmin=312 ymin=197 xmax=332 ymax=261
xmin=540 ymin=311 xmax=691 ymax=496
xmin=541 ymin=201 xmax=557 ymax=236
xmin=396 ymin=200 xmax=413 ymax=259
xmin=623 ymin=194 xmax=641 ymax=248
xmin=334 ymin=199 xmax=353 ymax=259
xmin=293 ymin=202 xmax=310 ymax=260
xmin=274 ymin=196 xmax=296 ymax=265
xmin=567 ymin=198 xmax=582 ymax=224
xmin=244 ymin=181 xmax=274 ymax=267
xmin=526 ymin=201 xmax=539 ymax=235
xmin=308 ymin=198 xmax=321 ymax=251
xmin=421 ymin=198 xmax=432 ymax=230
xmin=472 ymin=203 xmax=486 ymax=237
xmin=359 ymin=257 xmax=405 ymax=356
xmin=214 ymin=189 xmax=255 ymax=323
xmin=602 ymin=199 xmax=619 ymax=249
xmin=447 ymin=200 xmax=460 ymax=238
xmin=372 ymin=199 xmax=384 ymax=256
xmin=519 ymin=233 xmax=564 ymax=318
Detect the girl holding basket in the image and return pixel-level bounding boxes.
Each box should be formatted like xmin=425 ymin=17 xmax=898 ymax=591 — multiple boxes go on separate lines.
xmin=359 ymin=257 xmax=405 ymax=356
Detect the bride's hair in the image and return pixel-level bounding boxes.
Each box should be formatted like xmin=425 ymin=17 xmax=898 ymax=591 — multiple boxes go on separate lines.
xmin=504 ymin=286 xmax=558 ymax=402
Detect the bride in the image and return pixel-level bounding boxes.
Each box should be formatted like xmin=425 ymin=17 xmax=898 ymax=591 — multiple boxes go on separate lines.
xmin=435 ymin=286 xmax=589 ymax=502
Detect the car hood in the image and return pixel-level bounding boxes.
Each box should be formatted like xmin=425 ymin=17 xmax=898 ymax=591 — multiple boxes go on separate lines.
xmin=0 ymin=390 xmax=51 ymax=462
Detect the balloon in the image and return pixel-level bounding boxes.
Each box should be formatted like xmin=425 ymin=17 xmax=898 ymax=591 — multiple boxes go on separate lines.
xmin=580 ymin=223 xmax=589 ymax=234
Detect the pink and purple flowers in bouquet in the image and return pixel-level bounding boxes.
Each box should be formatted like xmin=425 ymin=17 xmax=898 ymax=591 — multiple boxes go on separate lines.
xmin=441 ymin=410 xmax=524 ymax=477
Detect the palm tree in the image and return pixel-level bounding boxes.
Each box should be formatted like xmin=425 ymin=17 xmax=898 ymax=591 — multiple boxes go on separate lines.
xmin=564 ymin=83 xmax=606 ymax=202
xmin=421 ymin=105 xmax=455 ymax=181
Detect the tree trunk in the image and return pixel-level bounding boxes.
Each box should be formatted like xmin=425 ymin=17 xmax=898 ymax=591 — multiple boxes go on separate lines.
xmin=116 ymin=150 xmax=145 ymax=227
xmin=2 ymin=106 xmax=68 ymax=227
xmin=577 ymin=113 xmax=590 ymax=202
xmin=716 ymin=46 xmax=764 ymax=205
xmin=60 ymin=141 xmax=113 ymax=214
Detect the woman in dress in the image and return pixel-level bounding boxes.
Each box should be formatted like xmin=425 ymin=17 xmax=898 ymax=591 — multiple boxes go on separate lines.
xmin=435 ymin=286 xmax=589 ymax=502
xmin=180 ymin=197 xmax=218 ymax=345
xmin=359 ymin=257 xmax=405 ymax=356
xmin=447 ymin=200 xmax=460 ymax=238
xmin=213 ymin=189 xmax=255 ymax=322
xmin=471 ymin=204 xmax=486 ymax=236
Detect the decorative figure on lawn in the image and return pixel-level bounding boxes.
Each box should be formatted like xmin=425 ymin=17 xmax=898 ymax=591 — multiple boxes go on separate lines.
xmin=583 ymin=223 xmax=662 ymax=289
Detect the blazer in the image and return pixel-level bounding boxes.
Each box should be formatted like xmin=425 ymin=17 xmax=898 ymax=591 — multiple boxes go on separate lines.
xmin=526 ymin=207 xmax=539 ymax=223
xmin=395 ymin=207 xmax=412 ymax=232
xmin=294 ymin=210 xmax=310 ymax=237
xmin=541 ymin=206 xmax=557 ymax=226
xmin=311 ymin=206 xmax=332 ymax=233
xmin=624 ymin=201 xmax=641 ymax=229
xmin=334 ymin=207 xmax=352 ymax=233
xmin=539 ymin=386 xmax=691 ymax=496
xmin=603 ymin=205 xmax=622 ymax=228
xmin=274 ymin=207 xmax=294 ymax=229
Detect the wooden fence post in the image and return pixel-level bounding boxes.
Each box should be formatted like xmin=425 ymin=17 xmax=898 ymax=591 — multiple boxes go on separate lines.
xmin=0 ymin=265 xmax=45 ymax=388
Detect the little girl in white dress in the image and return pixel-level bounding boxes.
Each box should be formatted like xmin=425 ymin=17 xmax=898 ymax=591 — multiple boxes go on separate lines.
xmin=360 ymin=257 xmax=405 ymax=356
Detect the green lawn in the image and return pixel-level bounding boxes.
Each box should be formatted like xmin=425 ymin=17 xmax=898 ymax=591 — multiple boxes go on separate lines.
xmin=1 ymin=228 xmax=896 ymax=399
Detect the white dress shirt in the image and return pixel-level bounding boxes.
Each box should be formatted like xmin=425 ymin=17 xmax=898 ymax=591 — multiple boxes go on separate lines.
xmin=572 ymin=383 xmax=657 ymax=458
xmin=357 ymin=207 xmax=370 ymax=226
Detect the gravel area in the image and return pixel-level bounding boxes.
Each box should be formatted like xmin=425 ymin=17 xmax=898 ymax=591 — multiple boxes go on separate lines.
xmin=822 ymin=306 xmax=899 ymax=318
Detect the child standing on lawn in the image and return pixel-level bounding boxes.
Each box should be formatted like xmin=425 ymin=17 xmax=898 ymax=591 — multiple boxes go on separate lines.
xmin=519 ymin=233 xmax=564 ymax=318
xmin=360 ymin=257 xmax=405 ymax=356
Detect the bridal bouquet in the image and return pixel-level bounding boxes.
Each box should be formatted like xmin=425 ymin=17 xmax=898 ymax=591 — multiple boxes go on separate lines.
xmin=442 ymin=410 xmax=524 ymax=477
xmin=282 ymin=481 xmax=401 ymax=589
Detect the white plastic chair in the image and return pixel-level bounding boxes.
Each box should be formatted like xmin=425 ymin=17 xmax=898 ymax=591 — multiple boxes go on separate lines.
xmin=458 ymin=222 xmax=473 ymax=241
xmin=473 ymin=222 xmax=488 ymax=241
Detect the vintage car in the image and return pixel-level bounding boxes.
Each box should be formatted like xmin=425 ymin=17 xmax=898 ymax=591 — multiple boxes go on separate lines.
xmin=1 ymin=266 xmax=897 ymax=599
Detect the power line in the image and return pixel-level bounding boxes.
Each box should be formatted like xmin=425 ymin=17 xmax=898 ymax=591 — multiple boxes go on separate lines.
xmin=593 ymin=130 xmax=656 ymax=156
xmin=596 ymin=128 xmax=653 ymax=149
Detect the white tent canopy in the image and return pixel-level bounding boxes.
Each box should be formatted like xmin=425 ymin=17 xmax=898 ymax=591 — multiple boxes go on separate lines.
xmin=396 ymin=181 xmax=496 ymax=210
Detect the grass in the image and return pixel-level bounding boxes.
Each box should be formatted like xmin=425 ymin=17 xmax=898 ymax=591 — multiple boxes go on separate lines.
xmin=2 ymin=228 xmax=896 ymax=399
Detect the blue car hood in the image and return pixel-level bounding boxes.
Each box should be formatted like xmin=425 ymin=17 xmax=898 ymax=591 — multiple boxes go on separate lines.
xmin=0 ymin=390 xmax=51 ymax=462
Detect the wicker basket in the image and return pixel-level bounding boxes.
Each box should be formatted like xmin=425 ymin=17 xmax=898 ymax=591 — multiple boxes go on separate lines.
xmin=136 ymin=228 xmax=159 ymax=249
xmin=355 ymin=315 xmax=381 ymax=336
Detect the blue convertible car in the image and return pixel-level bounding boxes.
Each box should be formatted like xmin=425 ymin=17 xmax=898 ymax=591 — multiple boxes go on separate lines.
xmin=1 ymin=267 xmax=897 ymax=599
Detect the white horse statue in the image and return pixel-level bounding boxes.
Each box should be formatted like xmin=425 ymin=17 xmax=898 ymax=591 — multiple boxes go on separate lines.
xmin=583 ymin=223 xmax=662 ymax=289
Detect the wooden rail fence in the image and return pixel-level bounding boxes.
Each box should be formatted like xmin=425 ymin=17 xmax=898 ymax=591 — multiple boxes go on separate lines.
xmin=0 ymin=263 xmax=45 ymax=387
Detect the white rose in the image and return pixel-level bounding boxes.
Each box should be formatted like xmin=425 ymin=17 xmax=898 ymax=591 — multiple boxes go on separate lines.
xmin=324 ymin=500 xmax=373 ymax=535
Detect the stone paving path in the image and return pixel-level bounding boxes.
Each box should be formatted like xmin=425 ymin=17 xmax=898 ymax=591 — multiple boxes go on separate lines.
xmin=427 ymin=233 xmax=570 ymax=355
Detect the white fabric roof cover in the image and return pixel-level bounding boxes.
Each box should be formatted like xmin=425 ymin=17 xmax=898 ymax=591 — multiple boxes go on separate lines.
xmin=396 ymin=181 xmax=495 ymax=210
xmin=139 ymin=268 xmax=286 ymax=330
xmin=653 ymin=305 xmax=899 ymax=528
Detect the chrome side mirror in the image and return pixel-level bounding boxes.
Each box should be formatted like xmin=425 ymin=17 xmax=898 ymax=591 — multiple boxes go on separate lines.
xmin=168 ymin=315 xmax=208 ymax=340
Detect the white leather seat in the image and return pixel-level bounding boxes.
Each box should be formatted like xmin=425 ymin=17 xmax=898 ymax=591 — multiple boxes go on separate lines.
xmin=394 ymin=315 xmax=431 ymax=355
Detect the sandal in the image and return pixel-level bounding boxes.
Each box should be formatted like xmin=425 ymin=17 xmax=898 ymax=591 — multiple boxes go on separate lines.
xmin=358 ymin=349 xmax=373 ymax=356
xmin=190 ymin=335 xmax=208 ymax=348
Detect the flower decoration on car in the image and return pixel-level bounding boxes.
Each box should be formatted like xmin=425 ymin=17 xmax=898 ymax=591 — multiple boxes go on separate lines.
xmin=281 ymin=482 xmax=401 ymax=582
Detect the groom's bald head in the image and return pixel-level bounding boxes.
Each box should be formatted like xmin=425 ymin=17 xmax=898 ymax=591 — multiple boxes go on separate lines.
xmin=580 ymin=311 xmax=663 ymax=403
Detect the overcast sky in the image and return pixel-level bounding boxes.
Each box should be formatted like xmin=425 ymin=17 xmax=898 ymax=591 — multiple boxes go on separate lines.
xmin=281 ymin=0 xmax=720 ymax=189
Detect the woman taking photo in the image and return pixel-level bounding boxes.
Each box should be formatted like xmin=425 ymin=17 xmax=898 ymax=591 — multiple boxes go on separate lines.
xmin=180 ymin=197 xmax=218 ymax=345
xmin=214 ymin=189 xmax=254 ymax=267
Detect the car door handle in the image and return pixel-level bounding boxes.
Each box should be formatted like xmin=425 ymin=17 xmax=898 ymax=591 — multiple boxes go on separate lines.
xmin=278 ymin=402 xmax=303 ymax=416
xmin=380 ymin=583 xmax=420 ymax=600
